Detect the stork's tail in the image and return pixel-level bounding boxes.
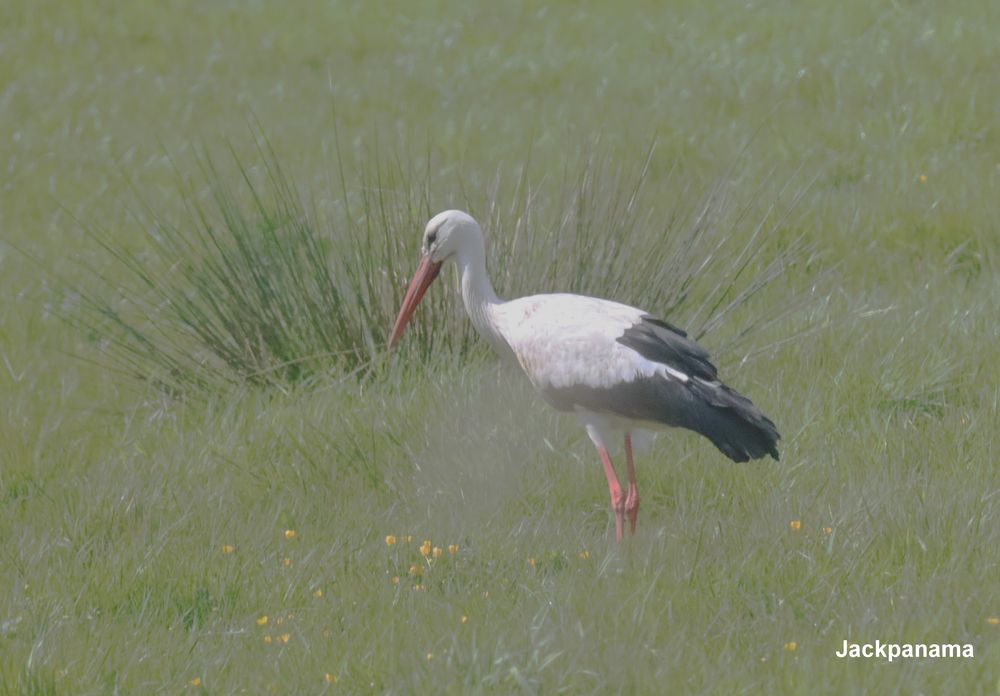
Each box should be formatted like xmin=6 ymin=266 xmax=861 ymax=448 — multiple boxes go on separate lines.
xmin=683 ymin=379 xmax=780 ymax=462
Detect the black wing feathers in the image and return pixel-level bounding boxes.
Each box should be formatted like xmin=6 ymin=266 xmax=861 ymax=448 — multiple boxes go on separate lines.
xmin=616 ymin=316 xmax=718 ymax=382
xmin=684 ymin=378 xmax=780 ymax=461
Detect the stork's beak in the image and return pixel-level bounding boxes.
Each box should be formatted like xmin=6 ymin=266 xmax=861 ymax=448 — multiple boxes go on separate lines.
xmin=388 ymin=254 xmax=443 ymax=349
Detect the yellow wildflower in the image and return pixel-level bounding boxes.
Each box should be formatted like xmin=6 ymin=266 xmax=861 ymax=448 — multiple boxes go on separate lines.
xmin=256 ymin=615 xmax=268 ymax=626
xmin=404 ymin=535 xmax=413 ymax=543
xmin=391 ymin=576 xmax=400 ymax=585
xmin=420 ymin=540 xmax=432 ymax=557
xmin=988 ymin=617 xmax=999 ymax=626
xmin=324 ymin=673 xmax=338 ymax=684
xmin=313 ymin=588 xmax=323 ymax=598
xmin=409 ymin=564 xmax=422 ymax=576
xmin=189 ymin=677 xmax=201 ymax=687
xmin=822 ymin=527 xmax=833 ymax=535
xmin=432 ymin=547 xmax=443 ymax=558
xmin=279 ymin=633 xmax=290 ymax=644
xmin=528 ymin=557 xmax=536 ymax=567
xmin=579 ymin=550 xmax=590 ymax=560
xmin=282 ymin=557 xmax=292 ymax=567
xmin=426 ymin=652 xmax=434 ymax=661
xmin=789 ymin=520 xmax=801 ymax=531
xmin=918 ymin=174 xmax=927 ymax=183
xmin=385 ymin=535 xmax=396 ymax=546
xmin=263 ymin=635 xmax=272 ymax=644
xmin=284 ymin=529 xmax=296 ymax=539
xmin=785 ymin=641 xmax=797 ymax=651
xmin=461 ymin=615 xmax=468 ymax=624
xmin=221 ymin=544 xmax=235 ymax=554
xmin=448 ymin=544 xmax=459 ymax=554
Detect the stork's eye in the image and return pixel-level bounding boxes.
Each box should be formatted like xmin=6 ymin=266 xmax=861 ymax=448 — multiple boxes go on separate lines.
xmin=426 ymin=230 xmax=438 ymax=246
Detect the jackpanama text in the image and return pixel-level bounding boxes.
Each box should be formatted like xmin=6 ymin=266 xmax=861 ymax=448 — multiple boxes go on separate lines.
xmin=836 ymin=640 xmax=973 ymax=661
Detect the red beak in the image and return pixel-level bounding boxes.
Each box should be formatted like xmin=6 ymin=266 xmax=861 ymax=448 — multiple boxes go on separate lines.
xmin=388 ymin=255 xmax=443 ymax=349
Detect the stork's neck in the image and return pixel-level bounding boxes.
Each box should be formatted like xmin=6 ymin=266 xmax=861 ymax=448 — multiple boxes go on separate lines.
xmin=455 ymin=239 xmax=507 ymax=351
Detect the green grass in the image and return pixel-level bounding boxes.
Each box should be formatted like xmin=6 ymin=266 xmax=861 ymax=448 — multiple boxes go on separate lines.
xmin=2 ymin=0 xmax=1000 ymax=693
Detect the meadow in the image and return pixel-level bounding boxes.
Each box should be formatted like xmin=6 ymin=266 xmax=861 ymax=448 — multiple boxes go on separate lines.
xmin=2 ymin=1 xmax=999 ymax=693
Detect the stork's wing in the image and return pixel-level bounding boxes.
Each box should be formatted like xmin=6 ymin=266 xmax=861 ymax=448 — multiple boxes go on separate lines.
xmin=615 ymin=316 xmax=718 ymax=383
xmin=496 ymin=297 xmax=780 ymax=462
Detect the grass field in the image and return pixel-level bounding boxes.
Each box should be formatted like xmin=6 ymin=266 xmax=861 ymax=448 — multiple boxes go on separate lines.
xmin=2 ymin=1 xmax=999 ymax=693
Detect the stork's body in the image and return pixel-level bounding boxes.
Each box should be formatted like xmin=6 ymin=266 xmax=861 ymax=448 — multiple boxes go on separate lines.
xmin=390 ymin=210 xmax=779 ymax=540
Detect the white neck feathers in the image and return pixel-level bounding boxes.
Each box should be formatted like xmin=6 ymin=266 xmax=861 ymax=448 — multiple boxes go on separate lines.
xmin=455 ymin=235 xmax=507 ymax=353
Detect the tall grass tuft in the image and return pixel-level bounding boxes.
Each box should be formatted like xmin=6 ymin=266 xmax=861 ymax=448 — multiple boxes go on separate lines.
xmin=71 ymin=153 xmax=378 ymax=392
xmin=68 ymin=139 xmax=823 ymax=395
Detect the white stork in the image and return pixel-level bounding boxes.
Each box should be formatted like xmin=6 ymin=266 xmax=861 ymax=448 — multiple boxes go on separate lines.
xmin=389 ymin=210 xmax=779 ymax=540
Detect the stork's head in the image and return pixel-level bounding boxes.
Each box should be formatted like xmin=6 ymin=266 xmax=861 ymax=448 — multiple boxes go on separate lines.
xmin=388 ymin=210 xmax=483 ymax=349
xmin=421 ymin=209 xmax=481 ymax=264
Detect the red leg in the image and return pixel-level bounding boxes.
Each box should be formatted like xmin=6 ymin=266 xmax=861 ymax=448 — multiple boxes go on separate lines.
xmin=624 ymin=433 xmax=639 ymax=535
xmin=596 ymin=444 xmax=625 ymax=541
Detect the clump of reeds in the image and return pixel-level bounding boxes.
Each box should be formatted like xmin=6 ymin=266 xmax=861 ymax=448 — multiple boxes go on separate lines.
xmin=67 ymin=138 xmax=821 ymax=395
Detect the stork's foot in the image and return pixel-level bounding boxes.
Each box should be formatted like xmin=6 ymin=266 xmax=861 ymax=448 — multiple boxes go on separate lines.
xmin=610 ymin=490 xmax=626 ymax=541
xmin=625 ymin=486 xmax=639 ymax=535
xmin=623 ymin=432 xmax=639 ymax=536
xmin=596 ymin=443 xmax=627 ymax=541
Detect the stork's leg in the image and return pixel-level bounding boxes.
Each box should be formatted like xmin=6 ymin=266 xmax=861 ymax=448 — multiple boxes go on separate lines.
xmin=596 ymin=444 xmax=626 ymax=541
xmin=624 ymin=432 xmax=639 ymax=535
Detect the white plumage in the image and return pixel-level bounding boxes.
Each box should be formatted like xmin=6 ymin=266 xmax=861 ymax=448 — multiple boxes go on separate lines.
xmin=496 ymin=294 xmax=684 ymax=391
xmin=389 ymin=210 xmax=779 ymax=540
